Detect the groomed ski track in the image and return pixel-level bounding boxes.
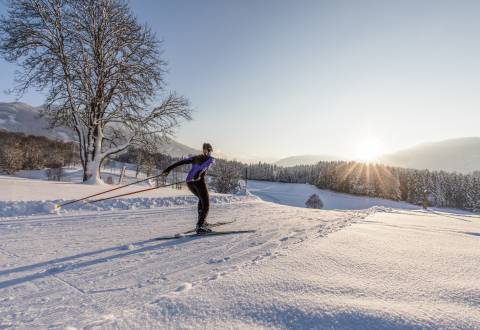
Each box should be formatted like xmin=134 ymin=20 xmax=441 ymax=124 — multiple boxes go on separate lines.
xmin=1 ymin=198 xmax=479 ymax=329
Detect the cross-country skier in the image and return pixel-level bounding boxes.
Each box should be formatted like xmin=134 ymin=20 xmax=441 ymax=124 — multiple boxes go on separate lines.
xmin=161 ymin=143 xmax=215 ymax=234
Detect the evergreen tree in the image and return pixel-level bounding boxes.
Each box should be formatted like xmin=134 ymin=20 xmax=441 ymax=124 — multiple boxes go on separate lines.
xmin=306 ymin=194 xmax=323 ymax=209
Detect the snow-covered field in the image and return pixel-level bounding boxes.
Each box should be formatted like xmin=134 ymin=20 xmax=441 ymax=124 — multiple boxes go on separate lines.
xmin=1 ymin=174 xmax=479 ymax=328
xmin=247 ymin=180 xmax=418 ymax=210
xmin=0 ymin=167 xmax=194 ymax=217
xmin=0 ymin=175 xmax=247 ymax=218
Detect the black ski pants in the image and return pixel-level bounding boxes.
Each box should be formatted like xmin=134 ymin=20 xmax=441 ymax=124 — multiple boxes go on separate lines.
xmin=187 ymin=179 xmax=210 ymax=226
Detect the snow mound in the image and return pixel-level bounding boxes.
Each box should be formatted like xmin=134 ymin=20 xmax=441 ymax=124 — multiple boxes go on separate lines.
xmin=0 ymin=194 xmax=259 ymax=218
xmin=176 ymin=282 xmax=193 ymax=292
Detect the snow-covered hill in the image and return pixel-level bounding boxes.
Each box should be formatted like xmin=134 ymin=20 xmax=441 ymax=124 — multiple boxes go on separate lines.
xmin=272 ymin=138 xmax=480 ymax=173
xmin=0 ymin=175 xmax=479 ymax=328
xmin=275 ymin=154 xmax=345 ymax=167
xmin=0 ymin=102 xmax=74 ymax=141
xmin=0 ymin=102 xmax=199 ymax=157
xmin=377 ymin=137 xmax=480 ymax=173
xmin=156 ymin=138 xmax=199 ymax=158
xmin=247 ymin=180 xmax=417 ymax=210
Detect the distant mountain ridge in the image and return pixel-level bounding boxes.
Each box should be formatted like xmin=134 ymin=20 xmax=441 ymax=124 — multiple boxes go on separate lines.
xmin=377 ymin=137 xmax=480 ymax=174
xmin=0 ymin=102 xmax=75 ymax=141
xmin=157 ymin=138 xmax=199 ymax=158
xmin=275 ymin=138 xmax=480 ymax=173
xmin=0 ymin=101 xmax=199 ymax=158
xmin=275 ymin=154 xmax=345 ymax=167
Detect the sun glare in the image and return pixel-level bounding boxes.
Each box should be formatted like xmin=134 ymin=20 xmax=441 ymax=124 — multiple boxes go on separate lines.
xmin=355 ymin=138 xmax=384 ymax=162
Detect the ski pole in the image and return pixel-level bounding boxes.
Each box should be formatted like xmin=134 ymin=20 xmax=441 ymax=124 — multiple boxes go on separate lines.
xmin=55 ymin=172 xmax=167 ymax=210
xmin=79 ymin=180 xmax=185 ymax=205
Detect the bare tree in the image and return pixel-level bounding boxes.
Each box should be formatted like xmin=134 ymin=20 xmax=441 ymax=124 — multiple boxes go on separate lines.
xmin=0 ymin=0 xmax=192 ymax=183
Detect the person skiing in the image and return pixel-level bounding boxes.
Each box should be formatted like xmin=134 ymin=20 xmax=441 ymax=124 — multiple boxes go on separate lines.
xmin=161 ymin=143 xmax=215 ymax=234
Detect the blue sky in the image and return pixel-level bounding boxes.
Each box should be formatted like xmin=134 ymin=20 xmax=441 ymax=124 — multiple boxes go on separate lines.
xmin=1 ymin=0 xmax=480 ymax=162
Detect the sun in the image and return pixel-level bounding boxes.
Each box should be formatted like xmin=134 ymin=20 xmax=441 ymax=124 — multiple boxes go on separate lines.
xmin=355 ymin=138 xmax=384 ymax=162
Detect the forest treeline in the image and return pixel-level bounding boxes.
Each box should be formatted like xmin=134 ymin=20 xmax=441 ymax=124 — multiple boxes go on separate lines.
xmin=246 ymin=161 xmax=480 ymax=211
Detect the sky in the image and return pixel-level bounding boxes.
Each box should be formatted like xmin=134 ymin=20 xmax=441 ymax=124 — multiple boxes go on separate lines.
xmin=1 ymin=0 xmax=480 ymax=162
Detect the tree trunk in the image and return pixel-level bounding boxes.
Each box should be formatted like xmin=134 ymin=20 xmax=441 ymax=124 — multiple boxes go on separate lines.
xmin=82 ymin=125 xmax=104 ymax=185
xmin=83 ymin=156 xmax=104 ymax=184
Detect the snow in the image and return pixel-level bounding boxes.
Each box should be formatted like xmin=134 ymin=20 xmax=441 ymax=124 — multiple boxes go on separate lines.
xmin=56 ymin=132 xmax=71 ymax=141
xmin=0 ymin=170 xmax=186 ymax=202
xmin=0 ymin=174 xmax=254 ymax=217
xmin=176 ymin=282 xmax=193 ymax=292
xmin=0 ymin=102 xmax=75 ymax=142
xmin=0 ymin=193 xmax=255 ymax=218
xmin=1 ymin=175 xmax=479 ymax=328
xmin=0 ymin=113 xmax=19 ymax=126
xmin=162 ymin=209 xmax=480 ymax=329
xmin=0 ymin=167 xmax=244 ymax=218
xmin=7 ymin=114 xmax=18 ymax=124
xmin=248 ymin=180 xmax=418 ymax=210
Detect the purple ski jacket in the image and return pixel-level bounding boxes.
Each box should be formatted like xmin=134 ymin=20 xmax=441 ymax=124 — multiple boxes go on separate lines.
xmin=164 ymin=154 xmax=215 ymax=182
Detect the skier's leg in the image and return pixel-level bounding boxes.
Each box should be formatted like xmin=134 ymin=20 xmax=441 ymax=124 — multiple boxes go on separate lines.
xmin=197 ymin=199 xmax=203 ymax=218
xmin=187 ymin=181 xmax=203 ymax=224
xmin=186 ymin=181 xmax=199 ymax=197
xmin=196 ymin=180 xmax=210 ymax=227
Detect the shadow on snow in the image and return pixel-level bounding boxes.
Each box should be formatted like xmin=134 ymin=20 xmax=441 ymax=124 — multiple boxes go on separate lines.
xmin=0 ymin=235 xmax=206 ymax=290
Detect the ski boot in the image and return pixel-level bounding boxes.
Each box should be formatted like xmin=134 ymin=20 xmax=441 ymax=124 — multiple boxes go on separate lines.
xmin=196 ymin=223 xmax=212 ymax=235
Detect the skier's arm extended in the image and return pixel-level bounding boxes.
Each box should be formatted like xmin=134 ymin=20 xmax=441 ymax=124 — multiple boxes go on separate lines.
xmin=162 ymin=157 xmax=193 ymax=175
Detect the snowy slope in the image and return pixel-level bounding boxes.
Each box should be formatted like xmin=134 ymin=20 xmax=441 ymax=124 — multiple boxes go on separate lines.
xmin=0 ymin=199 xmax=365 ymax=329
xmin=1 ymin=176 xmax=479 ymax=328
xmin=0 ymin=102 xmax=74 ymax=141
xmin=0 ymin=174 xmax=417 ymax=217
xmin=248 ymin=180 xmax=418 ymax=211
xmin=142 ymin=208 xmax=479 ymax=329
xmin=0 ymin=174 xmax=247 ymax=217
xmin=1 ymin=199 xmax=479 ymax=328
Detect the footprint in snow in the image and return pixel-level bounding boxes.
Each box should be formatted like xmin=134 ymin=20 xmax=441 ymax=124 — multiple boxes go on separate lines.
xmin=207 ymin=271 xmax=229 ymax=282
xmin=207 ymin=257 xmax=230 ymax=264
xmin=208 ymin=274 xmax=220 ymax=281
xmin=176 ymin=282 xmax=192 ymax=292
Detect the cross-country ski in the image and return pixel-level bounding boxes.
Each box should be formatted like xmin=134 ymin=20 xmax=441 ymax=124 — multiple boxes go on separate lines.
xmin=155 ymin=229 xmax=256 ymax=240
